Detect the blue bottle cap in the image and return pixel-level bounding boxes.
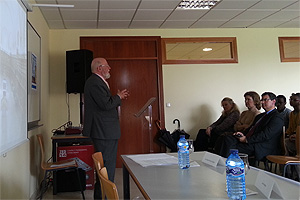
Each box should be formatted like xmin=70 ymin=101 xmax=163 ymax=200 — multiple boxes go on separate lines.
xmin=229 ymin=149 xmax=238 ymax=154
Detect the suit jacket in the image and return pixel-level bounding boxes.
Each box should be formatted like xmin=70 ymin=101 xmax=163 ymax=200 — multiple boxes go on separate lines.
xmin=83 ymin=74 xmax=122 ymax=139
xmin=245 ymin=109 xmax=283 ymax=160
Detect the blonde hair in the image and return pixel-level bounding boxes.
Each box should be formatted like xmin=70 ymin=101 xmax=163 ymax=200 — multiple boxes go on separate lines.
xmin=221 ymin=97 xmax=240 ymax=116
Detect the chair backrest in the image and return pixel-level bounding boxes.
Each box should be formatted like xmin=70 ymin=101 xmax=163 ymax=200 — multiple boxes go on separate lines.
xmin=36 ymin=134 xmax=47 ymax=170
xmin=92 ymin=152 xmax=104 ymax=172
xmin=99 ymin=167 xmax=119 ymax=200
xmin=92 ymin=152 xmax=105 ymax=200
xmin=296 ymin=125 xmax=300 ymax=157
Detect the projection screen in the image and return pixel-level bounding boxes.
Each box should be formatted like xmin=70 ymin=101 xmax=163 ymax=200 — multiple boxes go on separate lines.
xmin=0 ymin=0 xmax=28 ymax=154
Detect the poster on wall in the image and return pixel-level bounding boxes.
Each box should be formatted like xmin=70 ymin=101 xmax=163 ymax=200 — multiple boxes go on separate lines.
xmin=31 ymin=52 xmax=37 ymax=90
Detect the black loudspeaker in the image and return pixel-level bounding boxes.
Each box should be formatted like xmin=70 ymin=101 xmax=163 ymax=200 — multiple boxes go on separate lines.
xmin=66 ymin=49 xmax=93 ymax=93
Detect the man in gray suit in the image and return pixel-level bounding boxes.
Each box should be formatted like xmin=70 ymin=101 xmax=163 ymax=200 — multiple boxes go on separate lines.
xmin=83 ymin=57 xmax=129 ymax=199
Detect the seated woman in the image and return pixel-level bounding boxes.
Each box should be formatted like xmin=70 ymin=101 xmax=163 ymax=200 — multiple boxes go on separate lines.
xmin=234 ymin=91 xmax=261 ymax=132
xmin=194 ymin=97 xmax=240 ymax=151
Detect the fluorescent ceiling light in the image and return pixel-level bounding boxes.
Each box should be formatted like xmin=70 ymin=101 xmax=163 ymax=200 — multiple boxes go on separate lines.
xmin=177 ymin=0 xmax=220 ymax=10
xmin=203 ymin=48 xmax=212 ymax=51
xmin=31 ymin=4 xmax=74 ymax=8
xmin=22 ymin=0 xmax=74 ymax=12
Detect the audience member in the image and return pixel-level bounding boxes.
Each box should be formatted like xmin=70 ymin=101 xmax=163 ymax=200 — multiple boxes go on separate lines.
xmin=216 ymin=92 xmax=284 ymax=161
xmin=276 ymin=95 xmax=291 ymax=129
xmin=194 ymin=97 xmax=240 ymax=151
xmin=285 ymin=93 xmax=300 ymax=156
xmin=234 ymin=91 xmax=261 ymax=132
xmin=284 ymin=93 xmax=300 ymax=180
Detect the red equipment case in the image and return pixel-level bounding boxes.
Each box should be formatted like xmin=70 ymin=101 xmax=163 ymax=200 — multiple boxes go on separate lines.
xmin=57 ymin=145 xmax=95 ymax=189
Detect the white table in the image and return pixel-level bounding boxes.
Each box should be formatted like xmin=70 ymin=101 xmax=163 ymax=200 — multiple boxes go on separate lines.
xmin=121 ymin=152 xmax=300 ymax=200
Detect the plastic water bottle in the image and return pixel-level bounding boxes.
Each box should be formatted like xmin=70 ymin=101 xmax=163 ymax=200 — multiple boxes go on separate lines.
xmin=177 ymin=135 xmax=190 ymax=169
xmin=226 ymin=149 xmax=246 ymax=200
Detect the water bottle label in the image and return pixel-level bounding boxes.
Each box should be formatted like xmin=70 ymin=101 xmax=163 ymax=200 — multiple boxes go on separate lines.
xmin=178 ymin=145 xmax=187 ymax=151
xmin=226 ymin=166 xmax=244 ymax=176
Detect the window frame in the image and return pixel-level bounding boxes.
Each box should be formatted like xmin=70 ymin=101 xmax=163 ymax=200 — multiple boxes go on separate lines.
xmin=161 ymin=37 xmax=238 ymax=64
xmin=278 ymin=37 xmax=300 ymax=62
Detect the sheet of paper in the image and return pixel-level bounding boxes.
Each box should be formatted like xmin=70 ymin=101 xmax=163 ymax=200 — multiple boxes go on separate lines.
xmin=127 ymin=153 xmax=200 ymax=167
xmin=202 ymin=152 xmax=226 ymax=167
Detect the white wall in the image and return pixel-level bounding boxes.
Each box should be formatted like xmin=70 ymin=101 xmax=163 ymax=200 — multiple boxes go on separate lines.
xmin=49 ymin=28 xmax=300 ymax=140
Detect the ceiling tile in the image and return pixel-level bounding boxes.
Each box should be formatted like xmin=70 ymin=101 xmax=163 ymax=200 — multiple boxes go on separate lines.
xmin=214 ymin=0 xmax=259 ymax=9
xmin=99 ymin=9 xmax=135 ymax=20
xmin=276 ymin=19 xmax=300 ymax=28
xmin=64 ymin=20 xmax=97 ymax=29
xmin=129 ymin=20 xmax=164 ymax=28
xmin=284 ymin=1 xmax=300 ymax=10
xmin=35 ymin=0 xmax=57 ymax=3
xmin=100 ymin=0 xmax=140 ymax=9
xmin=200 ymin=9 xmax=244 ymax=20
xmin=220 ymin=20 xmax=257 ymax=28
xmin=264 ymin=10 xmax=300 ymax=20
xmin=141 ymin=0 xmax=180 ymax=0
xmin=57 ymin=0 xmax=97 ymax=1
xmin=160 ymin=20 xmax=195 ymax=28
xmin=250 ymin=0 xmax=297 ymax=9
xmin=232 ymin=10 xmax=276 ymax=20
xmin=39 ymin=8 xmax=61 ymax=20
xmin=139 ymin=0 xmax=181 ymax=9
xmin=57 ymin=0 xmax=98 ymax=9
xmin=46 ymin=20 xmax=65 ymax=29
xmin=98 ymin=20 xmax=131 ymax=28
xmin=60 ymin=9 xmax=97 ymax=20
xmin=190 ymin=20 xmax=227 ymax=28
xmin=249 ymin=20 xmax=290 ymax=28
xmin=134 ymin=9 xmax=173 ymax=20
xmin=168 ymin=9 xmax=208 ymax=20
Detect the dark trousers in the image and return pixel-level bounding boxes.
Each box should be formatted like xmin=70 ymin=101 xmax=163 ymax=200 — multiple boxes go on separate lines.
xmin=215 ymin=135 xmax=255 ymax=158
xmin=194 ymin=129 xmax=223 ymax=151
xmin=92 ymin=139 xmax=118 ymax=200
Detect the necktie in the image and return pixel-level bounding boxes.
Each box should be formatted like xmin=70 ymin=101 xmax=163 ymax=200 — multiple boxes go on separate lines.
xmin=246 ymin=113 xmax=267 ymax=138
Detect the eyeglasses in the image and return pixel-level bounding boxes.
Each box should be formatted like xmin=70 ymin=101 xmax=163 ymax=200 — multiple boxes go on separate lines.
xmin=260 ymin=98 xmax=271 ymax=102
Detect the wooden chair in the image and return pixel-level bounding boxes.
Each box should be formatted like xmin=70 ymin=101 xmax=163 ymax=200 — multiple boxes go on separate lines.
xmin=98 ymin=167 xmax=119 ymax=200
xmin=92 ymin=152 xmax=104 ymax=172
xmin=36 ymin=134 xmax=85 ymax=199
xmin=266 ymin=126 xmax=300 ymax=177
xmin=92 ymin=152 xmax=105 ymax=200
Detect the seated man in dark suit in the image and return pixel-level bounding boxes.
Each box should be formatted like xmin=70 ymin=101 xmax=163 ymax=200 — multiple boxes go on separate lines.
xmin=215 ymin=92 xmax=284 ymax=161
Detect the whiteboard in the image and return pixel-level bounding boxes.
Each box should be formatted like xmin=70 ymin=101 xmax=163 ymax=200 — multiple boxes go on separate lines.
xmin=27 ymin=22 xmax=41 ymax=124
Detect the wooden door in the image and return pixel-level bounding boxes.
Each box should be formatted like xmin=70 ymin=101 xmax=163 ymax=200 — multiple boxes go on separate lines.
xmin=80 ymin=37 xmax=165 ymax=167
